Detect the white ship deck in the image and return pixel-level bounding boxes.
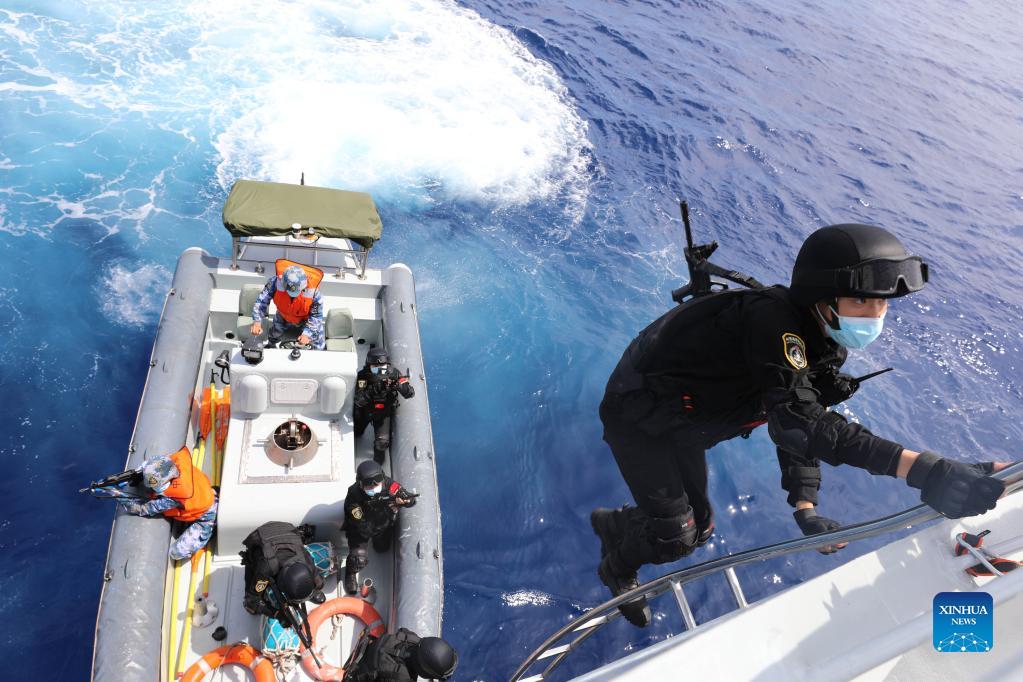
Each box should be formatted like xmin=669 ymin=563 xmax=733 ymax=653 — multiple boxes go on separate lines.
xmin=575 ymin=492 xmax=1023 ymax=682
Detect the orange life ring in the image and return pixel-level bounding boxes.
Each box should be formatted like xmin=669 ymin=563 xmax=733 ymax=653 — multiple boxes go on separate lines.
xmin=300 ymin=597 xmax=387 ymax=682
xmin=180 ymin=642 xmax=275 ymax=682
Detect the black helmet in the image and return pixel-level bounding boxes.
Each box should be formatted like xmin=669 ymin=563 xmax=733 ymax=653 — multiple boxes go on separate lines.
xmin=356 ymin=460 xmax=385 ymax=488
xmin=278 ymin=561 xmax=315 ymax=602
xmin=411 ymin=637 xmax=458 ymax=680
xmin=789 ymin=224 xmax=928 ymax=306
xmin=367 ymin=348 xmax=389 ymax=366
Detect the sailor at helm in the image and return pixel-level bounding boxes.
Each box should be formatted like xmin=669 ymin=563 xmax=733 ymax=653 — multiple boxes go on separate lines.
xmin=114 ymin=447 xmax=217 ymax=560
xmin=592 ymin=224 xmax=1008 ymax=627
xmin=251 ymin=259 xmax=326 ymax=350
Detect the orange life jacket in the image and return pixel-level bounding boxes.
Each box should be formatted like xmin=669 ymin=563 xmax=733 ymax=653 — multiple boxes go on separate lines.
xmin=161 ymin=446 xmax=215 ymax=522
xmin=273 ymin=259 xmax=324 ymax=325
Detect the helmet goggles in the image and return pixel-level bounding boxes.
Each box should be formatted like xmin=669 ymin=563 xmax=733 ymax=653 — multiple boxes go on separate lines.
xmin=797 ymin=256 xmax=928 ymax=298
xmin=360 ymin=471 xmax=384 ymax=487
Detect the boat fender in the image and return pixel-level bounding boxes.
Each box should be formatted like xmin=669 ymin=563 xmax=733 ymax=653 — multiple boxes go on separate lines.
xmin=180 ymin=643 xmax=275 ymax=682
xmin=300 ymin=597 xmax=386 ymax=681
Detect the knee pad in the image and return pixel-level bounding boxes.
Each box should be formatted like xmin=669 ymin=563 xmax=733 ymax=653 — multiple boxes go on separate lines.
xmin=347 ymin=546 xmax=369 ymax=572
xmin=647 ymin=510 xmax=698 ymax=563
xmin=374 ymin=434 xmax=390 ymax=451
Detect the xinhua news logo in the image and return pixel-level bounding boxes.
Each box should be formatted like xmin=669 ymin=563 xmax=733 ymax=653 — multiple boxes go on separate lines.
xmin=933 ymin=592 xmax=993 ymax=652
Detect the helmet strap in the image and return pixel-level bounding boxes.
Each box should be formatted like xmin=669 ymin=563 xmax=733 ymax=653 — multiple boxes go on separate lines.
xmin=813 ymin=298 xmax=842 ymax=331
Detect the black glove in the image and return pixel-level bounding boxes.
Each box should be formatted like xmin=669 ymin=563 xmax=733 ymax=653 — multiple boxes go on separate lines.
xmin=397 ymin=376 xmax=415 ymax=399
xmin=396 ymin=487 xmax=417 ymax=507
xmin=907 ymin=451 xmax=1003 ymax=519
xmin=814 ymin=372 xmax=857 ymax=407
xmin=793 ymin=508 xmax=844 ymax=554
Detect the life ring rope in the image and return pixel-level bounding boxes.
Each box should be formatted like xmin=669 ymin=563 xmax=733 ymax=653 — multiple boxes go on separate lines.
xmin=300 ymin=597 xmax=387 ymax=682
xmin=180 ymin=642 xmax=275 ymax=682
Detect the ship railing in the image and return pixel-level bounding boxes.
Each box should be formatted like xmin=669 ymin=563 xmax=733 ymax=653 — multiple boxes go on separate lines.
xmin=510 ymin=462 xmax=1023 ymax=682
xmin=229 ymin=234 xmax=370 ymax=279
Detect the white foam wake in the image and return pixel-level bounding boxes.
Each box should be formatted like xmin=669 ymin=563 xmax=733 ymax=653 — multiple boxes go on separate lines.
xmin=2 ymin=1 xmax=590 ymax=218
xmin=200 ymin=0 xmax=590 ymax=208
xmin=94 ymin=263 xmax=171 ymax=328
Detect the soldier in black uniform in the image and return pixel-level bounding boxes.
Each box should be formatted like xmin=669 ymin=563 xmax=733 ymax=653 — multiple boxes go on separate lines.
xmin=240 ymin=521 xmax=326 ymax=622
xmin=592 ymin=224 xmax=1008 ymax=627
xmin=354 ymin=348 xmax=416 ymax=464
xmin=344 ymin=629 xmax=457 ymax=682
xmin=343 ymin=460 xmax=417 ymax=595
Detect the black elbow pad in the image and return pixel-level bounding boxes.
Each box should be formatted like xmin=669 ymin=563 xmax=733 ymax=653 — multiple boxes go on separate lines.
xmin=767 ymin=393 xmax=848 ymax=466
xmin=766 ymin=387 xmax=819 ymax=457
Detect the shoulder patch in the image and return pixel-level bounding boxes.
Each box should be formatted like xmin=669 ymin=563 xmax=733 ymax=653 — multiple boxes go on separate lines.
xmin=255 ymin=579 xmax=269 ymax=593
xmin=782 ymin=333 xmax=808 ymax=370
xmin=351 ymin=506 xmax=363 ymax=520
xmin=357 ymin=380 xmax=367 ymax=389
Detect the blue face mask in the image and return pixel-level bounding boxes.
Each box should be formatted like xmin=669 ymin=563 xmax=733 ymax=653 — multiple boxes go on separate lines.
xmin=364 ymin=483 xmax=383 ymax=497
xmin=825 ymin=309 xmax=886 ymax=349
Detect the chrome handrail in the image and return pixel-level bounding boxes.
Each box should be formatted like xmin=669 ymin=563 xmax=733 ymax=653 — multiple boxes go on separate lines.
xmin=511 ymin=462 xmax=1023 ymax=682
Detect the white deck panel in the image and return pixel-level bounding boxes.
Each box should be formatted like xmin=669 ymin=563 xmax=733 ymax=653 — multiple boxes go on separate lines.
xmin=575 ymin=493 xmax=1023 ymax=682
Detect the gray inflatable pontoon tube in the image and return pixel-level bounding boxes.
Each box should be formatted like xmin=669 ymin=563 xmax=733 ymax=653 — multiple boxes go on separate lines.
xmin=91 ymin=248 xmax=213 ymax=682
xmin=383 ymin=263 xmax=444 ymax=637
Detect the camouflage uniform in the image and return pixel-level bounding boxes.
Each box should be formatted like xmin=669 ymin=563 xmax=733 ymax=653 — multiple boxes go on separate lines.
xmin=117 ymin=493 xmax=218 ymax=560
xmin=252 ymin=275 xmax=326 ymax=350
xmin=116 ymin=455 xmax=218 ymax=560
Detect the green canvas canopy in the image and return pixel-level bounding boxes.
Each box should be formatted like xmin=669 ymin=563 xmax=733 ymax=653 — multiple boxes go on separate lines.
xmin=222 ymin=179 xmax=383 ymax=249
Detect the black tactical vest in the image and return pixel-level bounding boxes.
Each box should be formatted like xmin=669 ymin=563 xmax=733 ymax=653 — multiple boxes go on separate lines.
xmin=241 ymin=521 xmax=312 ymax=576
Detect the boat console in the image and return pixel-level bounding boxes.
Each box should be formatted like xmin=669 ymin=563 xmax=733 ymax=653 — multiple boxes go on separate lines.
xmin=216 ymin=346 xmax=358 ymax=555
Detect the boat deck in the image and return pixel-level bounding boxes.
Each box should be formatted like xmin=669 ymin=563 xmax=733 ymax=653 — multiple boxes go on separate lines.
xmin=162 ymin=255 xmax=399 ymax=680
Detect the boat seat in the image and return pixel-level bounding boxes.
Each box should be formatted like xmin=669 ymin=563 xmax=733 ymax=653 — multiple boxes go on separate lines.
xmin=236 ymin=283 xmax=266 ymax=341
xmin=325 ymin=308 xmax=356 ymax=352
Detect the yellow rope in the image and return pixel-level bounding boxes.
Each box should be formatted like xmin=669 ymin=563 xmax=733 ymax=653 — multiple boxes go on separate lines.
xmin=194 ymin=433 xmax=213 ymax=599
xmin=169 ymin=432 xmax=208 ymax=679
xmin=176 ymin=548 xmax=203 ymax=675
xmin=166 ymin=555 xmax=184 ymax=681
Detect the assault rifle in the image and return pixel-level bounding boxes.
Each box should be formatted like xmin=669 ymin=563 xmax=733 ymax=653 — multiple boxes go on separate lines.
xmin=379 ymin=490 xmax=419 ymax=510
xmin=79 ymin=467 xmax=144 ymax=498
xmin=381 ymin=489 xmax=419 ymax=504
xmin=267 ymin=583 xmax=323 ymax=669
xmin=671 ymin=201 xmax=765 ymax=304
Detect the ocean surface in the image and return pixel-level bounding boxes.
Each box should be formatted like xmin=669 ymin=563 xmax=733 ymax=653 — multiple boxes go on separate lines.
xmin=1 ymin=0 xmax=1022 ymax=679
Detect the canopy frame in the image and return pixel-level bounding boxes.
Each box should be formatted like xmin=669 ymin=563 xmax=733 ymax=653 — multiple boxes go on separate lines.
xmin=229 ymin=230 xmax=369 ymax=280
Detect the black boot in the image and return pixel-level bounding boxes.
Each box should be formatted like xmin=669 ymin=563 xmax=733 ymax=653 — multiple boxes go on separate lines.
xmin=597 ymin=554 xmax=651 ymax=628
xmin=590 ymin=506 xmax=629 ymax=558
xmin=695 ymin=508 xmax=714 ymax=547
xmin=344 ymin=569 xmax=359 ymax=595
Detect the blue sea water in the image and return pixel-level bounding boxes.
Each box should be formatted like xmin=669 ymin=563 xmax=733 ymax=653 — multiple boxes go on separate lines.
xmin=1 ymin=0 xmax=1022 ymax=679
